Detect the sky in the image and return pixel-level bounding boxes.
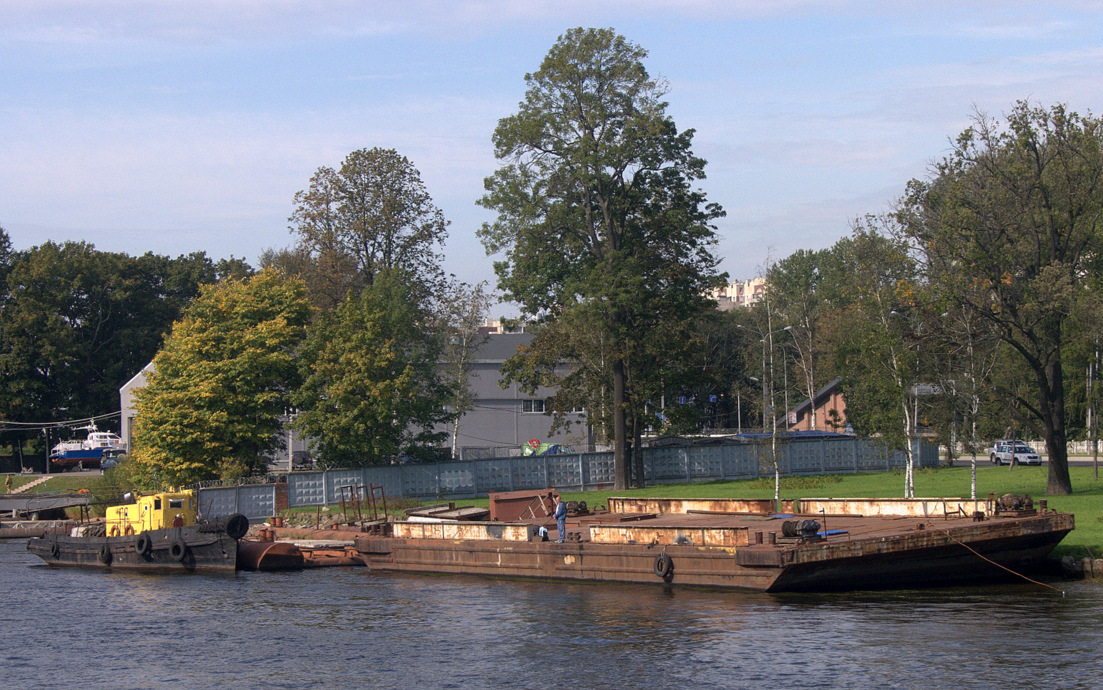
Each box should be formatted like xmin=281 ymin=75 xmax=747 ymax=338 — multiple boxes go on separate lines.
xmin=4 ymin=1 xmax=1103 ymax=318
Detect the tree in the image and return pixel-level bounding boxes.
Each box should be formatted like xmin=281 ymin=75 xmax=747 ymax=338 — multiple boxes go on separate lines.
xmin=931 ymin=301 xmax=1002 ymax=497
xmin=899 ymin=102 xmax=1103 ymax=494
xmin=0 ymin=225 xmax=13 ymax=289
xmin=434 ymin=281 xmax=492 ymax=459
xmin=287 ymin=148 xmax=448 ymax=310
xmin=768 ymin=249 xmax=831 ymax=429
xmin=0 ymin=244 xmax=226 ymax=436
xmin=478 ymin=28 xmax=725 ymax=489
xmin=292 ymin=271 xmax=454 ymax=468
xmin=833 ymin=223 xmax=924 ymax=497
xmin=130 ymin=270 xmax=310 ymax=486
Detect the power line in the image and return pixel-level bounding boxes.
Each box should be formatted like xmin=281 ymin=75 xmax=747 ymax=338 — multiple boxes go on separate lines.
xmin=0 ymin=410 xmax=121 ymax=433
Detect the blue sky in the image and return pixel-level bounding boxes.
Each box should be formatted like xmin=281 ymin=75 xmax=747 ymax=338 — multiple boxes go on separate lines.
xmin=4 ymin=1 xmax=1102 ymax=317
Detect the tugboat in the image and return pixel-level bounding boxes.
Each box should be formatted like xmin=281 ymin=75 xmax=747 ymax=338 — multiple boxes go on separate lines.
xmin=49 ymin=422 xmax=126 ymax=471
xmin=27 ymin=489 xmax=247 ymax=572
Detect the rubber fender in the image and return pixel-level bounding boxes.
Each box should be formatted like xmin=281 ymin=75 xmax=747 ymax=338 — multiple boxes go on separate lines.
xmin=135 ymin=532 xmax=153 ymax=557
xmin=225 ymin=514 xmax=249 ymax=540
xmin=169 ymin=538 xmax=188 ymax=562
xmin=654 ymin=553 xmax=674 ymax=581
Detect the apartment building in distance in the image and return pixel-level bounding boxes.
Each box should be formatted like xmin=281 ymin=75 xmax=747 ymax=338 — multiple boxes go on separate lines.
xmin=707 ymin=277 xmax=768 ymax=310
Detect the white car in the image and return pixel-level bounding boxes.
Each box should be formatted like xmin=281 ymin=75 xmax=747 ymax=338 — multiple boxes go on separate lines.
xmin=989 ymin=441 xmax=1042 ymax=466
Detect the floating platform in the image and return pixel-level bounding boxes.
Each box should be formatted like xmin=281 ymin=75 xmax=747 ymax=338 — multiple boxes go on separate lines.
xmin=353 ymin=495 xmax=1074 ymax=592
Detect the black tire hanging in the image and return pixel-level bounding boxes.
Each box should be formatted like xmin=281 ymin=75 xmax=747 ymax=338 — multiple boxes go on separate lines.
xmin=169 ymin=538 xmax=188 ymax=562
xmin=654 ymin=553 xmax=674 ymax=581
xmin=47 ymin=534 xmax=60 ymax=559
xmin=98 ymin=544 xmax=112 ymax=565
xmin=225 ymin=514 xmax=249 ymax=540
xmin=135 ymin=532 xmax=153 ymax=558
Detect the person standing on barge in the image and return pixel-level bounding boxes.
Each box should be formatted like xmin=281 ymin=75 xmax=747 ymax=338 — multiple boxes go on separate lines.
xmin=553 ymin=494 xmax=567 ymax=543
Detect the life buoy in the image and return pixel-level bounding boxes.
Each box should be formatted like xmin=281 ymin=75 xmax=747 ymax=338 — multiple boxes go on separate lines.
xmin=135 ymin=532 xmax=153 ymax=557
xmin=98 ymin=544 xmax=112 ymax=565
xmin=169 ymin=538 xmax=188 ymax=562
xmin=109 ymin=526 xmax=120 ymax=537
xmin=654 ymin=553 xmax=674 ymax=581
xmin=124 ymin=525 xmax=135 ymax=536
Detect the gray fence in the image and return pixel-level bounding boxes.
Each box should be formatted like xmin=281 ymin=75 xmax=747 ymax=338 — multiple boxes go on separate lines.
xmin=197 ymin=435 xmax=936 ymax=520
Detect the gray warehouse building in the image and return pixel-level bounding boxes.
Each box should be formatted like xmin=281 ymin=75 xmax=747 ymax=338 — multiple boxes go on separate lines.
xmin=119 ymin=332 xmax=591 ymax=467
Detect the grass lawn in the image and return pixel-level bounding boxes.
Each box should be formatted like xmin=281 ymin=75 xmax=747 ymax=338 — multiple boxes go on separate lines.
xmin=2 ymin=473 xmax=39 ymax=493
xmin=13 ymin=474 xmax=96 ymax=494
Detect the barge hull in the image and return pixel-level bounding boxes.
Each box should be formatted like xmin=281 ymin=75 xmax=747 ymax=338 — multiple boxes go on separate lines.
xmin=354 ymin=510 xmax=1074 ymax=593
xmin=357 ymin=537 xmax=784 ymax=590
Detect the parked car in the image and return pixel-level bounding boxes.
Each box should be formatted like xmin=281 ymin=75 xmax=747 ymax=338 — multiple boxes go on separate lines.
xmin=291 ymin=450 xmax=313 ymax=471
xmin=989 ymin=441 xmax=1042 ymax=466
xmin=100 ymin=449 xmax=126 ymax=473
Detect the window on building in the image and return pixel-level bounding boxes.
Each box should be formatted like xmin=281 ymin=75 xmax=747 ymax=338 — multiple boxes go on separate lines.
xmin=522 ymin=399 xmax=546 ymax=413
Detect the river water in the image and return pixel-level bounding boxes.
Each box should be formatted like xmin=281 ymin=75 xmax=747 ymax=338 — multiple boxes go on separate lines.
xmin=2 ymin=539 xmax=1101 ymax=689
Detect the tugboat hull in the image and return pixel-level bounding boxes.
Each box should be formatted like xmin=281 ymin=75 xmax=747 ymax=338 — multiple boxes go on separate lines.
xmin=28 ymin=520 xmax=246 ymax=573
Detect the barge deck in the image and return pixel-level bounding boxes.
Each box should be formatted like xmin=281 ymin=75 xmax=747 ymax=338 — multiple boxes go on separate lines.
xmin=354 ymin=495 xmax=1074 ymax=592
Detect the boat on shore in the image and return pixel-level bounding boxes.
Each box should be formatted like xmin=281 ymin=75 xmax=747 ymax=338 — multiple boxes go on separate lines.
xmin=48 ymin=422 xmax=126 ymax=471
xmin=27 ymin=490 xmax=248 ymax=572
xmin=354 ymin=492 xmax=1074 ymax=592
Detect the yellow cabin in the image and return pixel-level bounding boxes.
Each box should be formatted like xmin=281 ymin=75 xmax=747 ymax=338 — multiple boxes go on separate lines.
xmin=104 ymin=491 xmax=196 ymax=536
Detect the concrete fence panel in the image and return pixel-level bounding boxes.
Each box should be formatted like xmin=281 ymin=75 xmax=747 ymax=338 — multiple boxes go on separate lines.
xmin=201 ymin=436 xmax=935 ymax=517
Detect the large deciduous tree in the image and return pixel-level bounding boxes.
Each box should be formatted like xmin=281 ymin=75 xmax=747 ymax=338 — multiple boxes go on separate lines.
xmin=131 ymin=270 xmax=310 ymax=486
xmin=292 ymin=271 xmax=454 ymax=468
xmin=286 ymin=147 xmax=448 ymax=310
xmin=0 ymin=243 xmax=225 ymax=442
xmin=478 ymin=28 xmax=725 ymax=489
xmin=899 ymin=102 xmax=1103 ymax=495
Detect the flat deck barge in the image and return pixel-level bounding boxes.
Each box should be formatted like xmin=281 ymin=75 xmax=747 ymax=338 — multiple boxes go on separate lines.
xmin=354 ymin=495 xmax=1074 ymax=592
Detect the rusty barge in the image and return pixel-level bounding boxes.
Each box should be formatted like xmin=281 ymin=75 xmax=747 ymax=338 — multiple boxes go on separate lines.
xmin=353 ymin=494 xmax=1074 ymax=592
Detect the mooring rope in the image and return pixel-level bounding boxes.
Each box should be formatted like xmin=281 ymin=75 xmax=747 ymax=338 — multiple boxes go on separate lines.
xmin=946 ymin=531 xmax=1065 ymax=597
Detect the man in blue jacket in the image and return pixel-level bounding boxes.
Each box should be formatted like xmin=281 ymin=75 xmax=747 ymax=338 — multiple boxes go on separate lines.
xmin=553 ymin=494 xmax=567 ymax=543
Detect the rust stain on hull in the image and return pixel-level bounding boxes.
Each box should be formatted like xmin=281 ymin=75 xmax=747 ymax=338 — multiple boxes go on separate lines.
xmin=354 ymin=496 xmax=1075 ymax=592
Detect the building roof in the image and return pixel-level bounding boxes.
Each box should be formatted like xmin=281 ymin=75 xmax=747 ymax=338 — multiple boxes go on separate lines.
xmin=473 ymin=332 xmax=534 ymax=362
xmin=790 ymin=376 xmax=844 ymax=415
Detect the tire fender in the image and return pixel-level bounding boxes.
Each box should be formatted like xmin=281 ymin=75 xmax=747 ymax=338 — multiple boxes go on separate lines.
xmin=47 ymin=534 xmax=60 ymax=559
xmin=169 ymin=538 xmax=188 ymax=562
xmin=225 ymin=514 xmax=249 ymax=541
xmin=135 ymin=532 xmax=153 ymax=558
xmin=654 ymin=553 xmax=674 ymax=581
